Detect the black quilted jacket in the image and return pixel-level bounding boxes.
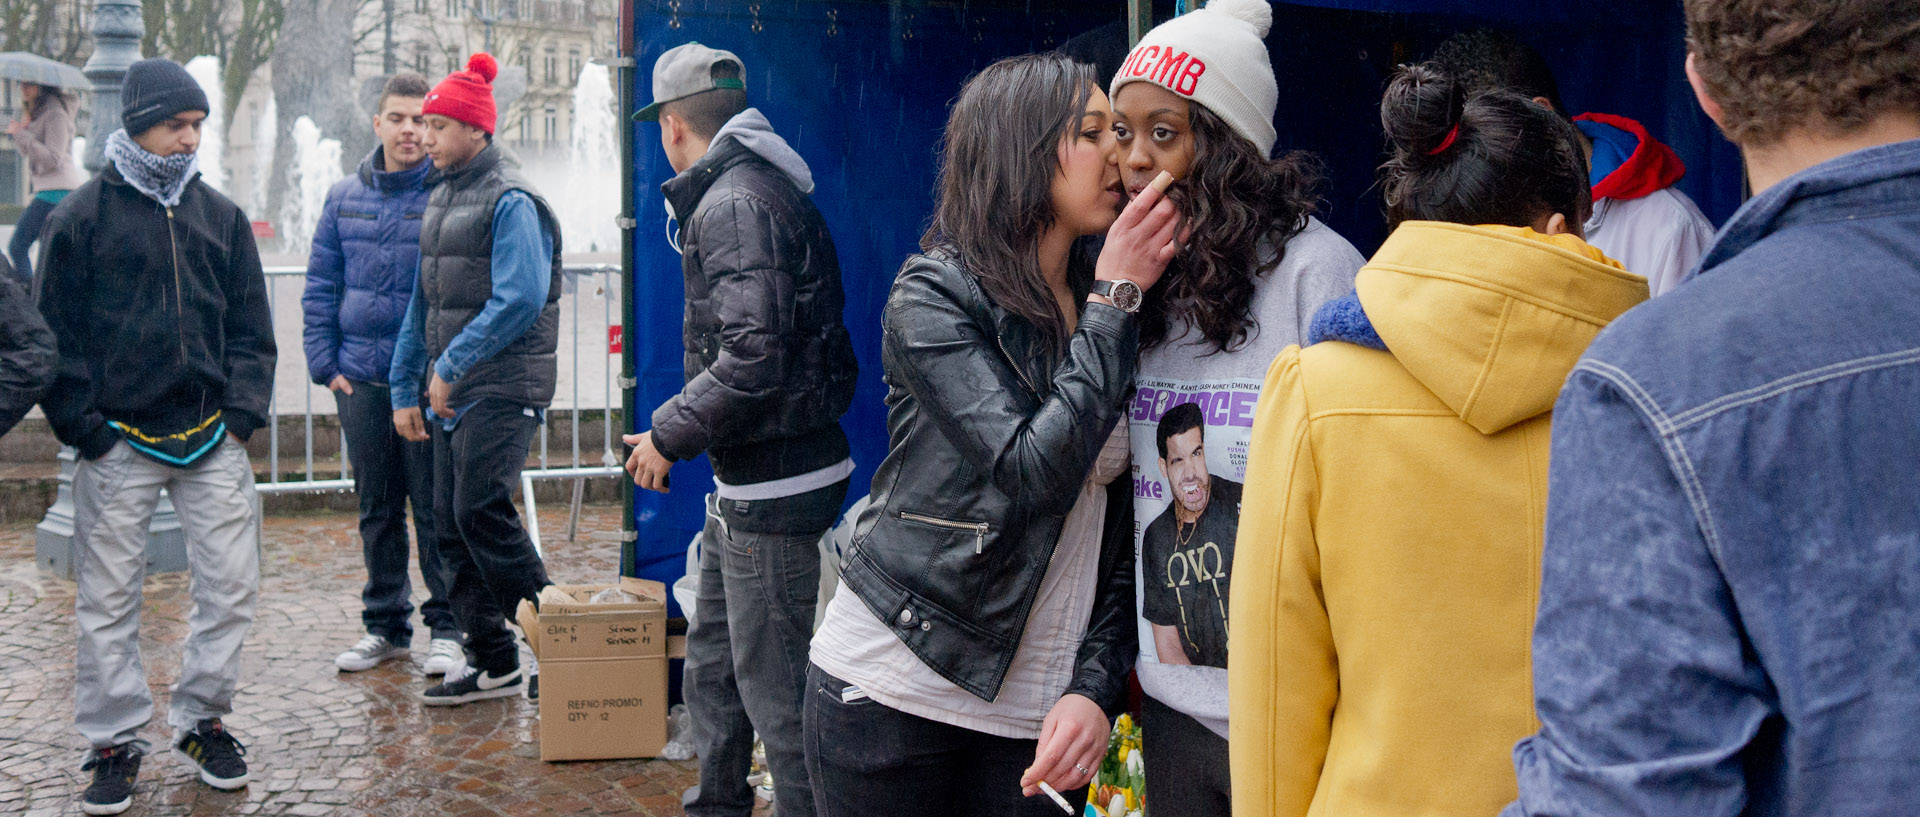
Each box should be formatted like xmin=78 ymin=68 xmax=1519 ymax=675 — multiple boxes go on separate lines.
xmin=652 ymin=137 xmax=858 ymax=485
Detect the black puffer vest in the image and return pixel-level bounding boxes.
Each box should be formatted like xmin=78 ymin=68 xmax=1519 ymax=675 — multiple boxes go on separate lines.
xmin=418 ymin=144 xmax=564 ymax=408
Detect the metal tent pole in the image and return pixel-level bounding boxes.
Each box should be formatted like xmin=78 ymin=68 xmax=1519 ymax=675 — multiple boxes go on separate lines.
xmin=1129 ymin=0 xmax=1152 ymax=45
xmin=616 ymin=0 xmax=638 ymax=577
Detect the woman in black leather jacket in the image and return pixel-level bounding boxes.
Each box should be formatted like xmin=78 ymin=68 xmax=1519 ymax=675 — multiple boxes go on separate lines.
xmin=802 ymin=53 xmax=1180 ymax=816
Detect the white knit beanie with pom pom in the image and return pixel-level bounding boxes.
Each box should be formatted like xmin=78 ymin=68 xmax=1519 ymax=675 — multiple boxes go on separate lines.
xmin=1111 ymin=0 xmax=1278 ymax=156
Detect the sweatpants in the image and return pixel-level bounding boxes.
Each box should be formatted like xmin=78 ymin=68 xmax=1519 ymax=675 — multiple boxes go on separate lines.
xmin=73 ymin=437 xmax=260 ymax=751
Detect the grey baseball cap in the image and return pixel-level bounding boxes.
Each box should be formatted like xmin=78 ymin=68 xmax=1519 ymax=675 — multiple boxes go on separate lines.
xmin=633 ymin=42 xmax=745 ymax=122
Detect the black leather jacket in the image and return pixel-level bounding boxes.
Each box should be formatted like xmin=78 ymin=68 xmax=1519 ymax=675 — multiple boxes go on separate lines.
xmin=653 ymin=137 xmax=858 ymax=485
xmin=837 ymin=248 xmax=1140 ymax=713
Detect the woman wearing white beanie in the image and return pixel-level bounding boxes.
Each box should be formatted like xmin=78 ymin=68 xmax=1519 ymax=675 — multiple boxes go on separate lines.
xmin=1109 ymin=1 xmax=1365 ymax=814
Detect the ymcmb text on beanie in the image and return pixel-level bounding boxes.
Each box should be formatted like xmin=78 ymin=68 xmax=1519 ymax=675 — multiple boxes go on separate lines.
xmin=424 ymin=53 xmax=500 ymax=135
xmin=1112 ymin=0 xmax=1278 ymax=156
xmin=122 ymin=58 xmax=211 ymax=137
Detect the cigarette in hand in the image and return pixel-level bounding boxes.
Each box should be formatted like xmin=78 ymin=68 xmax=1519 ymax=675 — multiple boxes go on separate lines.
xmin=1037 ymin=781 xmax=1073 ymax=814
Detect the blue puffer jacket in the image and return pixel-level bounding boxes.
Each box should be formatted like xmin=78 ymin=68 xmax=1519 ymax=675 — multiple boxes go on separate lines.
xmin=302 ymin=146 xmax=436 ymax=385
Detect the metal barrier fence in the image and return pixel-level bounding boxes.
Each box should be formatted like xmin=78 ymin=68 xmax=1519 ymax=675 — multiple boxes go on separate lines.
xmin=255 ymin=264 xmax=625 ymax=552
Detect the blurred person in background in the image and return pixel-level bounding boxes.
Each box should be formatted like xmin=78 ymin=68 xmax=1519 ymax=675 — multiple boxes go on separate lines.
xmin=7 ymin=81 xmax=88 ymax=281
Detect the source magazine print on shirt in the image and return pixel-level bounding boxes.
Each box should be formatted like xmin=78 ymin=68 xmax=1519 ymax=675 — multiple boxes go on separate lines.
xmin=1129 ymin=375 xmax=1258 ymax=738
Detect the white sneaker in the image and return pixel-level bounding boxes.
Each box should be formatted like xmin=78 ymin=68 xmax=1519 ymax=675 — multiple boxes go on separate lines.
xmin=422 ymin=638 xmax=464 ymax=676
xmin=335 ymin=634 xmax=407 ymax=672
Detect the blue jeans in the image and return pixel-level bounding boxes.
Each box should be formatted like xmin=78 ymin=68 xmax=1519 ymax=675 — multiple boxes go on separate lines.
xmin=684 ymin=480 xmax=846 ymax=817
xmin=8 ymin=195 xmax=56 ymax=281
xmin=337 ymin=381 xmax=453 ymax=644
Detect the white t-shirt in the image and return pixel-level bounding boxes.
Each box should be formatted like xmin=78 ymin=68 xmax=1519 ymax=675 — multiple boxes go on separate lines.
xmin=1128 ymin=217 xmax=1364 ymax=739
xmin=810 ymin=424 xmax=1129 ymax=739
xmin=1585 ymin=186 xmax=1716 ymax=297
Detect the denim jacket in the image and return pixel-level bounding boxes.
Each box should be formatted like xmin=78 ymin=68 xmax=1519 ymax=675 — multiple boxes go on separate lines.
xmin=1506 ymin=138 xmax=1920 ymax=816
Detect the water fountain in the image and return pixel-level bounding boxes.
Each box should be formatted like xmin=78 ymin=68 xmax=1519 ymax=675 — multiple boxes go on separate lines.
xmin=278 ymin=115 xmax=343 ymax=254
xmin=253 ymin=94 xmax=276 ymax=219
xmin=183 ymin=55 xmax=226 ymax=192
xmin=557 ymin=63 xmax=619 ymax=254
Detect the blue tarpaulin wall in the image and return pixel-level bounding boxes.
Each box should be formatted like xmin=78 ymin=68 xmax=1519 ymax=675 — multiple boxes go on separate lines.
xmin=623 ymin=0 xmax=1745 ymax=605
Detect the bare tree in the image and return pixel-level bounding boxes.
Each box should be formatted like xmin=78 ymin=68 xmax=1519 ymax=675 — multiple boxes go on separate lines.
xmin=220 ymin=0 xmax=282 ymax=125
xmin=266 ymin=0 xmax=356 ymax=221
xmin=137 ymin=0 xmax=283 ymax=128
xmin=0 ymin=0 xmax=91 ymax=65
xmin=141 ymin=0 xmax=223 ymax=59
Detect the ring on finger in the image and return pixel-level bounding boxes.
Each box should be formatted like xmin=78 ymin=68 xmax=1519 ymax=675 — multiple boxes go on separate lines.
xmin=1075 ymin=763 xmax=1091 ymax=777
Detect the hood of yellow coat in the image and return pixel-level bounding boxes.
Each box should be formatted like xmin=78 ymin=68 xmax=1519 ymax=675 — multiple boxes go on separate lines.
xmin=1357 ymin=221 xmax=1649 ymax=434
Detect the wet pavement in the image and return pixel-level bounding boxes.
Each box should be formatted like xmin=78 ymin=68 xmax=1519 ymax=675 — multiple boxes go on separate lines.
xmin=0 ymin=504 xmax=737 ymax=817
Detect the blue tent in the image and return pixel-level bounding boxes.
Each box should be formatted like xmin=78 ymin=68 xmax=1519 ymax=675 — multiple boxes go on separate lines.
xmin=616 ymin=0 xmax=1743 ymax=603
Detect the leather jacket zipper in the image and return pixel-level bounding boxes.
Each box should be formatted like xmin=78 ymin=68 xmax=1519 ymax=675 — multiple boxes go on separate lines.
xmin=899 ymin=511 xmax=990 ymax=554
xmin=995 ymin=331 xmax=1040 ymax=397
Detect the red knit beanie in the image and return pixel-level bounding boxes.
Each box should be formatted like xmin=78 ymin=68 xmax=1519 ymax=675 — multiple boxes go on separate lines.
xmin=424 ymin=53 xmax=499 ymax=134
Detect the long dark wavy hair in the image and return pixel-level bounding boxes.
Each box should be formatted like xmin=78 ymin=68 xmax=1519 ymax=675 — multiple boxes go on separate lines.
xmin=1139 ymin=105 xmax=1324 ymax=354
xmin=920 ymin=53 xmax=1095 ymax=356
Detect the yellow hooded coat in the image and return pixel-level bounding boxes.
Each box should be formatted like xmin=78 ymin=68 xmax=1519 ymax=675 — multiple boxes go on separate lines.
xmin=1227 ymin=221 xmax=1648 ymax=817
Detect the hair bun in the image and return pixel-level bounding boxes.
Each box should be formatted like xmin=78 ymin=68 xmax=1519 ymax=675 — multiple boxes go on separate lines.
xmin=466 ymin=52 xmax=499 ymax=83
xmin=1381 ymin=62 xmax=1467 ymax=159
xmin=1204 ymin=0 xmax=1273 ymax=38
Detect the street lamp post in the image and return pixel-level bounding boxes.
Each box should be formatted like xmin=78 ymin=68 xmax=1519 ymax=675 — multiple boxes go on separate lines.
xmin=78 ymin=0 xmax=142 ymax=173
xmin=39 ymin=0 xmax=187 ymax=579
xmin=469 ymin=0 xmax=497 ymax=52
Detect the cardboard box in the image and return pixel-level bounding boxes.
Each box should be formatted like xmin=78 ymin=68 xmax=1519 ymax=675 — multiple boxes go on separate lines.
xmin=517 ymin=577 xmax=668 ymax=762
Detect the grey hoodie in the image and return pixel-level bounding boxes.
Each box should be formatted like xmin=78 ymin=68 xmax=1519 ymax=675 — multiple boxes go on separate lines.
xmin=709 ymin=107 xmax=814 ymax=195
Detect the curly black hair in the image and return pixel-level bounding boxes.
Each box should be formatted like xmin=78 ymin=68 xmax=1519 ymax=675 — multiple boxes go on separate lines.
xmin=1140 ymin=105 xmax=1324 ymax=354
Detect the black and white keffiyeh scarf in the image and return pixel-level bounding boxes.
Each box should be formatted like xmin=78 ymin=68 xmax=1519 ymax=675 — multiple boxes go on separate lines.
xmin=105 ymin=128 xmax=199 ymax=207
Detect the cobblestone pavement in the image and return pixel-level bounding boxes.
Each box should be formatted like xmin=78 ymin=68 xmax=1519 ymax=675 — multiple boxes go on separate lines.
xmin=0 ymin=504 xmax=747 ymax=817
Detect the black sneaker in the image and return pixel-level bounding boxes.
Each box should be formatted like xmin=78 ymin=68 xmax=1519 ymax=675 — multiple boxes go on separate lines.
xmin=421 ymin=662 xmax=522 ymax=706
xmin=525 ymin=670 xmax=539 ymax=702
xmin=80 ymin=744 xmax=142 ymax=815
xmin=174 ymin=718 xmax=249 ymax=790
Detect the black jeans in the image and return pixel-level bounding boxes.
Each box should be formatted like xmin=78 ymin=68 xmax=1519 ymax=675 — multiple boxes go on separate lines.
xmin=8 ymin=195 xmax=55 ymax=281
xmin=803 ymin=665 xmax=1091 ymax=817
xmin=684 ymin=480 xmax=847 ymax=817
xmin=1142 ymin=694 xmax=1231 ymax=816
xmin=431 ymin=398 xmax=550 ymax=673
xmin=337 ymin=381 xmax=454 ymax=643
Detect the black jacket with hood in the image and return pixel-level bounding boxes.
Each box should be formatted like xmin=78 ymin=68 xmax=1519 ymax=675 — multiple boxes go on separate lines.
xmin=37 ymin=164 xmax=275 ymax=460
xmin=652 ymin=109 xmax=858 ymax=485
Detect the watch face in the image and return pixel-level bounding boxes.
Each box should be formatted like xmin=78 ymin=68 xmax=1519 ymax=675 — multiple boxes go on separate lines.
xmin=1113 ymin=280 xmax=1143 ymax=312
